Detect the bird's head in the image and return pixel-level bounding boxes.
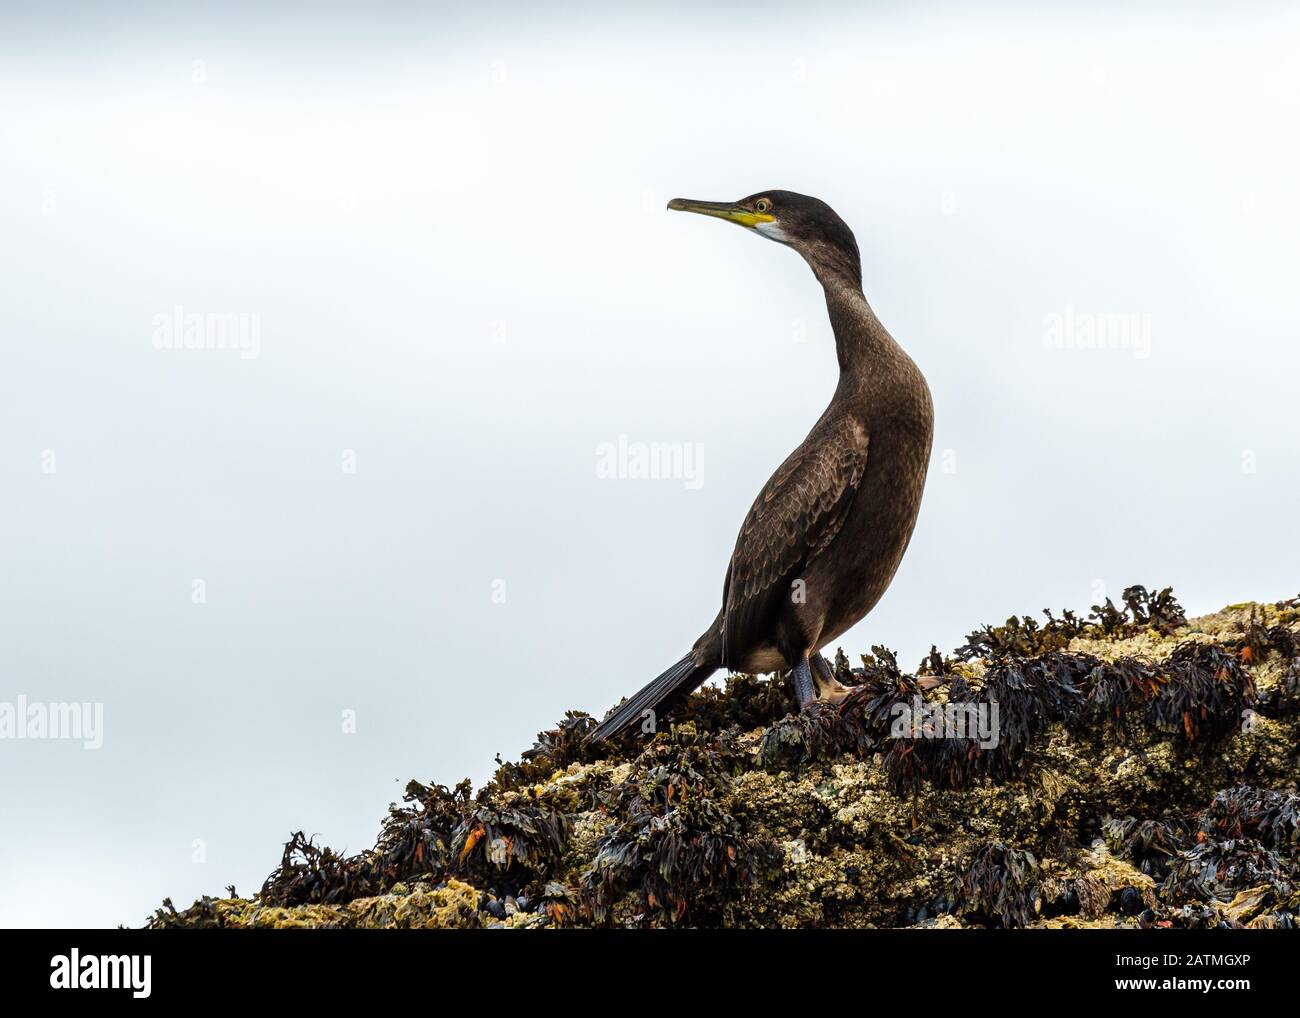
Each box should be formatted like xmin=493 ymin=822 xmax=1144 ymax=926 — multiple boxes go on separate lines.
xmin=667 ymin=190 xmax=862 ymax=290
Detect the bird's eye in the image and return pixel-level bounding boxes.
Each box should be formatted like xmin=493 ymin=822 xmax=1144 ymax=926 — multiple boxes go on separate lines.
xmin=755 ymin=199 xmax=771 ymax=213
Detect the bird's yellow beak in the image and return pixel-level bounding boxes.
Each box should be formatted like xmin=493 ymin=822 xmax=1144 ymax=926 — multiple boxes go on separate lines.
xmin=667 ymin=198 xmax=775 ymax=229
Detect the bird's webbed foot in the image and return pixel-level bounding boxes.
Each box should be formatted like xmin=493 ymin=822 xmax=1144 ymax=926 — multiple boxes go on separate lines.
xmin=793 ymin=652 xmax=860 ymax=710
xmin=811 ymin=651 xmax=858 ymax=705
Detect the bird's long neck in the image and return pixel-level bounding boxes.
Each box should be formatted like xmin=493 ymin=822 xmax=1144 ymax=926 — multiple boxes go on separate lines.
xmin=821 ymin=276 xmax=901 ymax=381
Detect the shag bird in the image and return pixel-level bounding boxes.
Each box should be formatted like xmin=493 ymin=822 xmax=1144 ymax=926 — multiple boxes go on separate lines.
xmin=589 ymin=191 xmax=933 ymax=742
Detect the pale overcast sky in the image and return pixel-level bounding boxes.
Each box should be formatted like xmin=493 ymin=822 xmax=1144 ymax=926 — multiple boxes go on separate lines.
xmin=2 ymin=1 xmax=1297 ymax=926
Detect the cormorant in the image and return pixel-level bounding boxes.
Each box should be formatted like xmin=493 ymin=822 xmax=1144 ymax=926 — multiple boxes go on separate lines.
xmin=589 ymin=190 xmax=933 ymax=742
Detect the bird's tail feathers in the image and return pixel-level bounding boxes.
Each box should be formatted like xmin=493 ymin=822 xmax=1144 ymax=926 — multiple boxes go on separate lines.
xmin=587 ymin=653 xmax=716 ymax=743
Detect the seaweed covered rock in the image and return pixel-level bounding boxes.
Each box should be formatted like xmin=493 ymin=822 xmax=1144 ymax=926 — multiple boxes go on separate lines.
xmin=149 ymin=589 xmax=1300 ymax=929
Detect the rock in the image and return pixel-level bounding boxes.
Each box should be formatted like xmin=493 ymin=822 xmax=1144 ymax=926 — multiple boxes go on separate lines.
xmin=148 ymin=593 xmax=1300 ymax=930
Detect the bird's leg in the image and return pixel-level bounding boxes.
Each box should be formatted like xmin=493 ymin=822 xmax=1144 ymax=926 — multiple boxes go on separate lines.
xmin=811 ymin=651 xmax=857 ymax=704
xmin=792 ymin=656 xmax=818 ymax=710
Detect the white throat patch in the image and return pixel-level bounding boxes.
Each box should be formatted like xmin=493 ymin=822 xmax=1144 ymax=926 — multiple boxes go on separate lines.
xmin=753 ymin=220 xmax=790 ymax=244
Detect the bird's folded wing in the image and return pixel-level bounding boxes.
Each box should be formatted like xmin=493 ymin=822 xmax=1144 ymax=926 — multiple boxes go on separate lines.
xmin=722 ymin=415 xmax=869 ymax=667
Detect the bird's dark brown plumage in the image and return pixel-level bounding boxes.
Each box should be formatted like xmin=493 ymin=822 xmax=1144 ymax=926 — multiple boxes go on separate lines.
xmin=590 ymin=190 xmax=933 ymax=742
xmin=721 ymin=414 xmax=869 ymax=669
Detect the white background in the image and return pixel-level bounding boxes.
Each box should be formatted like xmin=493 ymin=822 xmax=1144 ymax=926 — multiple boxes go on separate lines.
xmin=1 ymin=1 xmax=1297 ymax=926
